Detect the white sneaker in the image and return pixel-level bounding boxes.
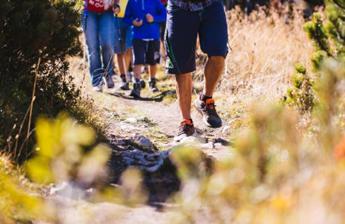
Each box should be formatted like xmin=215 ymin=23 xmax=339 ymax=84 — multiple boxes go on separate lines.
xmin=92 ymin=83 xmax=103 ymax=92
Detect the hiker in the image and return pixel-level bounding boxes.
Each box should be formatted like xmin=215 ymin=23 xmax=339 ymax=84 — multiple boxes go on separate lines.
xmin=124 ymin=0 xmax=167 ymax=98
xmin=165 ymin=0 xmax=228 ymax=140
xmin=82 ymin=0 xmax=117 ymax=92
xmin=114 ymin=0 xmax=134 ymax=90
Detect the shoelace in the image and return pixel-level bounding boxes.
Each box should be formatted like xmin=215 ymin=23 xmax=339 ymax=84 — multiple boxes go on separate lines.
xmin=203 ymin=98 xmax=220 ymax=117
xmin=205 ymin=98 xmax=215 ymax=110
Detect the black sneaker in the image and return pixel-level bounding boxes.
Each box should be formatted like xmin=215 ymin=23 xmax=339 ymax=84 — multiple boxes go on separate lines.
xmin=130 ymin=82 xmax=141 ymax=99
xmin=174 ymin=119 xmax=196 ymax=142
xmin=120 ymin=75 xmax=130 ymax=90
xmin=140 ymin=79 xmax=146 ymax=89
xmin=194 ymin=97 xmax=222 ymax=128
xmin=105 ymin=75 xmax=115 ymax=89
xmin=149 ymin=79 xmax=159 ymax=92
xmin=120 ymin=81 xmax=130 ymax=90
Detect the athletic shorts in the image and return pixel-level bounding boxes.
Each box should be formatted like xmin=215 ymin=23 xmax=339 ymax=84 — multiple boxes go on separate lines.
xmin=133 ymin=39 xmax=161 ymax=65
xmin=165 ymin=1 xmax=228 ymax=74
xmin=114 ymin=17 xmax=134 ymax=54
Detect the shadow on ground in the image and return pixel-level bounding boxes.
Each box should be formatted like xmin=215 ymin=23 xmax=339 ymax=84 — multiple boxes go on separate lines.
xmin=106 ymin=135 xmax=214 ymax=208
xmin=108 ymin=90 xmax=176 ymax=103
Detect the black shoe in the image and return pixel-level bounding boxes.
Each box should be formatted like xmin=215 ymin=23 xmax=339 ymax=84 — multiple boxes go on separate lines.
xmin=120 ymin=75 xmax=130 ymax=90
xmin=140 ymin=79 xmax=146 ymax=89
xmin=120 ymin=81 xmax=130 ymax=90
xmin=194 ymin=97 xmax=222 ymax=128
xmin=130 ymin=82 xmax=141 ymax=98
xmin=174 ymin=119 xmax=196 ymax=142
xmin=149 ymin=79 xmax=159 ymax=92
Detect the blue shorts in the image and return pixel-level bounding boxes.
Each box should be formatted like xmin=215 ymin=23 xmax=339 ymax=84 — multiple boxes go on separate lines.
xmin=165 ymin=1 xmax=228 ymax=74
xmin=114 ymin=17 xmax=134 ymax=54
xmin=133 ymin=39 xmax=161 ymax=65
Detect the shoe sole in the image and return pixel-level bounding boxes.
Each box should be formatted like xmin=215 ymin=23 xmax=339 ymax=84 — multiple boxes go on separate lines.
xmin=130 ymin=92 xmax=141 ymax=99
xmin=174 ymin=131 xmax=198 ymax=142
xmin=194 ymin=101 xmax=222 ymax=128
xmin=120 ymin=86 xmax=130 ymax=91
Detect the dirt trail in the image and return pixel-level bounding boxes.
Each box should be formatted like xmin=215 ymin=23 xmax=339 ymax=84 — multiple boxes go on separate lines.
xmin=46 ymin=58 xmax=233 ymax=224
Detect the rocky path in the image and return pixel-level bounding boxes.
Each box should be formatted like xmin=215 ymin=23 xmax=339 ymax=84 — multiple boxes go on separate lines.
xmin=44 ymin=58 xmax=233 ymax=224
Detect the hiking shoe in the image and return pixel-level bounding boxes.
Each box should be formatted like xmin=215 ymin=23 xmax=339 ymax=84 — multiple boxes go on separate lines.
xmin=140 ymin=79 xmax=146 ymax=89
xmin=92 ymin=83 xmax=103 ymax=92
xmin=149 ymin=79 xmax=159 ymax=92
xmin=174 ymin=119 xmax=196 ymax=142
xmin=105 ymin=75 xmax=115 ymax=89
xmin=120 ymin=75 xmax=130 ymax=90
xmin=130 ymin=82 xmax=141 ymax=98
xmin=194 ymin=97 xmax=222 ymax=128
xmin=120 ymin=81 xmax=130 ymax=90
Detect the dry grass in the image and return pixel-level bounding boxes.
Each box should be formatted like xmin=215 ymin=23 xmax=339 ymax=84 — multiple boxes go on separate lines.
xmin=221 ymin=7 xmax=313 ymax=103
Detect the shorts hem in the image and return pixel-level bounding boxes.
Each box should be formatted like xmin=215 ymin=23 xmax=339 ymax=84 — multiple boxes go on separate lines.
xmin=166 ymin=68 xmax=196 ymax=75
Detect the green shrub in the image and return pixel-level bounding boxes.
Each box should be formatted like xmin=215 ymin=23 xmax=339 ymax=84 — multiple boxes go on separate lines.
xmin=304 ymin=0 xmax=344 ymax=67
xmin=283 ymin=64 xmax=314 ymax=112
xmin=0 ymin=0 xmax=83 ymax=160
xmin=284 ymin=0 xmax=344 ymax=112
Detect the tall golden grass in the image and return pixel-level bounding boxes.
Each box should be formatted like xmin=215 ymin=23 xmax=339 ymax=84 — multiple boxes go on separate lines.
xmin=222 ymin=6 xmax=314 ymax=103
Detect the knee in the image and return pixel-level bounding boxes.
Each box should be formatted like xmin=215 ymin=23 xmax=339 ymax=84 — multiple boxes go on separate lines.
xmin=209 ymin=56 xmax=225 ymax=70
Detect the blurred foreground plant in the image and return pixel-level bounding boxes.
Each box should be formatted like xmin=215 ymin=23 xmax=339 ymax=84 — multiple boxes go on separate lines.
xmin=169 ymin=60 xmax=345 ymax=224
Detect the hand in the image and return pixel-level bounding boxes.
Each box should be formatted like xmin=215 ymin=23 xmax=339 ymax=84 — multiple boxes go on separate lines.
xmin=146 ymin=13 xmax=154 ymax=23
xmin=113 ymin=4 xmax=120 ymax=15
xmin=104 ymin=0 xmax=114 ymax=10
xmin=133 ymin=19 xmax=143 ymax=27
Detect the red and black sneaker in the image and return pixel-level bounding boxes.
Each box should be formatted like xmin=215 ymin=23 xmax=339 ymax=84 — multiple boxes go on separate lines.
xmin=194 ymin=96 xmax=222 ymax=128
xmin=174 ymin=119 xmax=196 ymax=142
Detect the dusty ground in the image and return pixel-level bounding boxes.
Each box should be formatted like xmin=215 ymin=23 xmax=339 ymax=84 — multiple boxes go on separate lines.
xmin=52 ymin=11 xmax=313 ymax=221
xmin=42 ymin=57 xmax=233 ymax=224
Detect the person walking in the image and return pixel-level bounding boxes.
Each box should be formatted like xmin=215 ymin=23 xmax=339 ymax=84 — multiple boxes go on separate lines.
xmin=124 ymin=0 xmax=167 ymax=98
xmin=114 ymin=0 xmax=134 ymax=90
xmin=83 ymin=0 xmax=117 ymax=92
xmin=165 ymin=0 xmax=228 ymax=140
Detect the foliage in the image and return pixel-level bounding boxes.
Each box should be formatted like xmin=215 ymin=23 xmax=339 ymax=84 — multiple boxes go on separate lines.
xmin=283 ymin=63 xmax=314 ymax=112
xmin=0 ymin=114 xmax=112 ymax=223
xmin=0 ymin=0 xmax=82 ymax=161
xmin=170 ymin=60 xmax=345 ymax=224
xmin=304 ymin=0 xmax=345 ymax=68
xmin=284 ymin=0 xmax=344 ymax=112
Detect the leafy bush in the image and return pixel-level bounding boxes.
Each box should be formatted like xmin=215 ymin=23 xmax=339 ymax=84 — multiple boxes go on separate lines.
xmin=0 ymin=0 xmax=83 ymax=160
xmin=283 ymin=63 xmax=314 ymax=112
xmin=284 ymin=0 xmax=344 ymax=112
xmin=304 ymin=1 xmax=345 ymax=68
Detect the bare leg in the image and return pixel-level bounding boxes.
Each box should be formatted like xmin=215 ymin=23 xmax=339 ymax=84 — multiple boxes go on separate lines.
xmin=125 ymin=48 xmax=133 ymax=69
xmin=149 ymin=65 xmax=157 ymax=79
xmin=204 ymin=56 xmax=225 ymax=96
xmin=176 ymin=73 xmax=193 ymax=120
xmin=117 ymin=53 xmax=127 ymax=75
xmin=133 ymin=64 xmax=143 ymax=80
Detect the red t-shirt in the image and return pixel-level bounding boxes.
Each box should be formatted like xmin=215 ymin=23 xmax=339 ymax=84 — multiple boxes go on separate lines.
xmin=86 ymin=0 xmax=113 ymax=13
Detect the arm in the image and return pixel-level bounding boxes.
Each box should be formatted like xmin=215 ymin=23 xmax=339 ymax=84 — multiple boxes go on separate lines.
xmin=123 ymin=0 xmax=142 ymax=24
xmin=152 ymin=0 xmax=166 ymax=23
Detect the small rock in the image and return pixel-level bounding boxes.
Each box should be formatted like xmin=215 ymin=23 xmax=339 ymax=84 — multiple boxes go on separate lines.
xmin=49 ymin=182 xmax=89 ymax=200
xmin=222 ymin=125 xmax=230 ymax=134
xmin=131 ymin=134 xmax=155 ymax=151
xmin=125 ymin=117 xmax=137 ymax=123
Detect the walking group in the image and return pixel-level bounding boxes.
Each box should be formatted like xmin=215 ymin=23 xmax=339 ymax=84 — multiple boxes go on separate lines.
xmin=83 ymin=0 xmax=229 ymax=140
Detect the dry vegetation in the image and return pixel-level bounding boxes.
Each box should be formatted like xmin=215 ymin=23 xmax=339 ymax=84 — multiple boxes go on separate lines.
xmin=1 ymin=4 xmax=345 ymax=224
xmin=222 ymin=7 xmax=314 ymax=102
